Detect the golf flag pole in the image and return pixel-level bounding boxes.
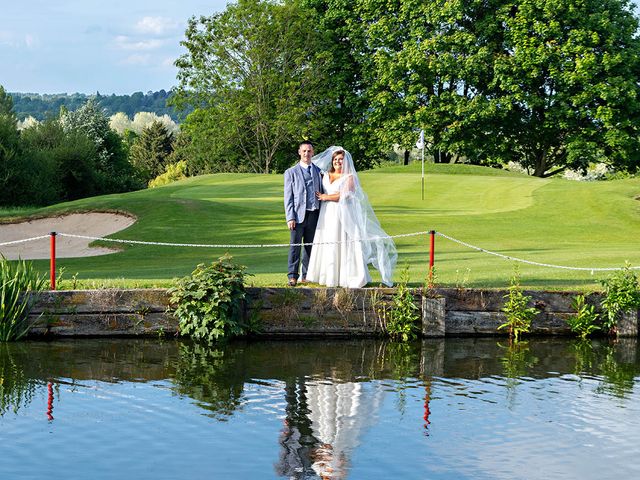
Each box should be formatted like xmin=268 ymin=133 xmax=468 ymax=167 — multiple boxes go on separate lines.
xmin=416 ymin=130 xmax=425 ymax=200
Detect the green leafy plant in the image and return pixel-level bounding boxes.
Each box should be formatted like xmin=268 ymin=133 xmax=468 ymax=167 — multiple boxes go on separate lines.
xmin=386 ymin=267 xmax=420 ymax=342
xmin=499 ymin=267 xmax=539 ymax=342
xmin=0 ymin=256 xmax=47 ymax=341
xmin=567 ymin=294 xmax=600 ymax=339
xmin=600 ymin=265 xmax=640 ymax=332
xmin=168 ymin=254 xmax=252 ymax=342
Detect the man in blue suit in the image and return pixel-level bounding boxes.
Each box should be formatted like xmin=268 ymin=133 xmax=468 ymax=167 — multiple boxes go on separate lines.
xmin=284 ymin=140 xmax=323 ymax=286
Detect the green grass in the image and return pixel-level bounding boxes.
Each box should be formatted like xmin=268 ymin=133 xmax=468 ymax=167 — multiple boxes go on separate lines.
xmin=2 ymin=163 xmax=639 ymax=290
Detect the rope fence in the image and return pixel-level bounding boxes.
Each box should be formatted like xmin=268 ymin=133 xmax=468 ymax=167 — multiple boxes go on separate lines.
xmin=1 ymin=230 xmax=639 ymax=290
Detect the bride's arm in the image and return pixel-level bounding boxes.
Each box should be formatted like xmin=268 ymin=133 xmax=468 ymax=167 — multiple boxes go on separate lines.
xmin=317 ymin=191 xmax=340 ymax=201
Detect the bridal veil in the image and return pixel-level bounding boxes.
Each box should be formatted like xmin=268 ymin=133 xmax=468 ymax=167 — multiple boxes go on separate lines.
xmin=312 ymin=146 xmax=397 ymax=286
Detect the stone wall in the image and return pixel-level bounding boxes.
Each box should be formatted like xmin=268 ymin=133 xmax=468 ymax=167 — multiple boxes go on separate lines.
xmin=27 ymin=287 xmax=639 ymax=337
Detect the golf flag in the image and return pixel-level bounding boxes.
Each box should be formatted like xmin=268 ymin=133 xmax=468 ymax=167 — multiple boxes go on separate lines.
xmin=417 ymin=129 xmax=425 ymax=200
xmin=416 ymin=130 xmax=425 ymax=150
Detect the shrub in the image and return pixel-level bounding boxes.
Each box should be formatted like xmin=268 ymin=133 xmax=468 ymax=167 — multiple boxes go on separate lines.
xmin=600 ymin=266 xmax=640 ymax=332
xmin=148 ymin=160 xmax=187 ymax=188
xmin=567 ymin=294 xmax=600 ymax=339
xmin=168 ymin=254 xmax=252 ymax=342
xmin=0 ymin=256 xmax=47 ymax=341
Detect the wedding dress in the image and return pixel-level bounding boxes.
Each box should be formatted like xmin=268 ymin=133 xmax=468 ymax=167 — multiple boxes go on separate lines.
xmin=305 ymin=146 xmax=397 ymax=287
xmin=306 ymin=174 xmax=372 ymax=288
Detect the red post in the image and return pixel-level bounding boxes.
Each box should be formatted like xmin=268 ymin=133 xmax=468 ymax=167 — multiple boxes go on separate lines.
xmin=50 ymin=232 xmax=56 ymax=291
xmin=428 ymin=230 xmax=435 ymax=285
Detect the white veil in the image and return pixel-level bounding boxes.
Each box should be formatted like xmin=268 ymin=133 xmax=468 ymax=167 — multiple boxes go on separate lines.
xmin=312 ymin=146 xmax=397 ymax=286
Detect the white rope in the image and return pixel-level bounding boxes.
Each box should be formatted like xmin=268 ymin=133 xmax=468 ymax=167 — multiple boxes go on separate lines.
xmin=4 ymin=231 xmax=636 ymax=272
xmin=57 ymin=230 xmax=428 ymax=249
xmin=0 ymin=235 xmax=50 ymax=247
xmin=436 ymin=232 xmax=640 ymax=272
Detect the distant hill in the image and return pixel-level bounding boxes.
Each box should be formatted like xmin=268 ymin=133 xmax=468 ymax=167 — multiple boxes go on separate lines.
xmin=9 ymin=90 xmax=191 ymax=122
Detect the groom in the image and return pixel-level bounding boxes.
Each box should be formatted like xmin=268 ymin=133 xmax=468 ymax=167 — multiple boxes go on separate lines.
xmin=284 ymin=140 xmax=323 ymax=286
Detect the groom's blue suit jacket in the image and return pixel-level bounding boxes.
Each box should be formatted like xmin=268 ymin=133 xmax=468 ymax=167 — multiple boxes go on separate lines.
xmin=284 ymin=163 xmax=323 ymax=224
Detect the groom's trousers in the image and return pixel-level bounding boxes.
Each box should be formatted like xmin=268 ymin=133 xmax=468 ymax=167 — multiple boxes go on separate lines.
xmin=288 ymin=210 xmax=320 ymax=280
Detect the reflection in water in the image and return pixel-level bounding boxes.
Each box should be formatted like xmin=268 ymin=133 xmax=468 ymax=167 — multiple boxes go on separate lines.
xmin=305 ymin=381 xmax=384 ymax=479
xmin=46 ymin=381 xmax=54 ymax=421
xmin=172 ymin=342 xmax=245 ymax=420
xmin=0 ymin=343 xmax=38 ymax=416
xmin=0 ymin=338 xmax=640 ymax=479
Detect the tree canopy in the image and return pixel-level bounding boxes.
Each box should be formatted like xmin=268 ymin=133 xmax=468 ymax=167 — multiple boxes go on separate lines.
xmin=359 ymin=0 xmax=640 ymax=176
xmin=173 ymin=0 xmax=331 ymax=174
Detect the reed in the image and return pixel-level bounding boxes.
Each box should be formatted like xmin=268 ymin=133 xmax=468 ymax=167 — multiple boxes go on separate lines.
xmin=0 ymin=256 xmax=47 ymax=341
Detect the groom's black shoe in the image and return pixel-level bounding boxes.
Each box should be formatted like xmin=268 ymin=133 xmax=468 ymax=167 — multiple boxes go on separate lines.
xmin=288 ymin=277 xmax=297 ymax=287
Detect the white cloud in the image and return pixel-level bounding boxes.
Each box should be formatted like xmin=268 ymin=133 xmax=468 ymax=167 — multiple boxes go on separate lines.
xmin=134 ymin=16 xmax=181 ymax=35
xmin=122 ymin=53 xmax=152 ymax=65
xmin=114 ymin=35 xmax=164 ymax=51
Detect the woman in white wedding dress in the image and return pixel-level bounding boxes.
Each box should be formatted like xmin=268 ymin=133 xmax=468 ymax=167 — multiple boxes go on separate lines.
xmin=306 ymin=147 xmax=397 ymax=288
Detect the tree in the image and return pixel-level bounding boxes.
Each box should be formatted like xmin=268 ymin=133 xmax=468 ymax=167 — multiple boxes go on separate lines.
xmin=492 ymin=0 xmax=640 ymax=176
xmin=0 ymin=86 xmax=14 ymax=117
xmin=359 ymin=0 xmax=640 ymax=176
xmin=61 ymin=99 xmax=140 ymax=192
xmin=20 ymin=119 xmax=99 ymax=203
xmin=0 ymin=108 xmax=21 ymax=206
xmin=129 ymin=121 xmax=174 ymax=182
xmin=173 ymin=0 xmax=329 ymax=173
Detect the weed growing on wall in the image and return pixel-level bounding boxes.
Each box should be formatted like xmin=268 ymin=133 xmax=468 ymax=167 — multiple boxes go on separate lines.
xmin=387 ymin=266 xmax=420 ymax=342
xmin=600 ymin=265 xmax=640 ymax=333
xmin=168 ymin=254 xmax=252 ymax=342
xmin=567 ymin=295 xmax=600 ymax=339
xmin=499 ymin=267 xmax=539 ymax=342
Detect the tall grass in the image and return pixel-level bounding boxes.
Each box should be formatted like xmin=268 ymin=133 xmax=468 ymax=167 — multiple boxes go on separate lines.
xmin=0 ymin=257 xmax=47 ymax=341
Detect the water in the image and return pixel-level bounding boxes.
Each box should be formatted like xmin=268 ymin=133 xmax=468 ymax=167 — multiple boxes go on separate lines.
xmin=1 ymin=338 xmax=640 ymax=479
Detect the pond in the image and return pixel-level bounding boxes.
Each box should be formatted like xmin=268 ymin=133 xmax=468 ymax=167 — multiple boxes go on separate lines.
xmin=1 ymin=337 xmax=639 ymax=479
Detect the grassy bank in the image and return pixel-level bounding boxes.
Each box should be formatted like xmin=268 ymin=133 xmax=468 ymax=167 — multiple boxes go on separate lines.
xmin=1 ymin=163 xmax=639 ymax=290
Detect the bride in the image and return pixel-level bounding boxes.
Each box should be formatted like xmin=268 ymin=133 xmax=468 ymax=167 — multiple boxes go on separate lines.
xmin=305 ymin=146 xmax=397 ymax=288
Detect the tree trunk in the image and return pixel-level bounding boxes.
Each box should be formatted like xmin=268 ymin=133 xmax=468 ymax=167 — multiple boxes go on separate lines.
xmin=403 ymin=150 xmax=410 ymax=166
xmin=533 ymin=150 xmax=547 ymax=177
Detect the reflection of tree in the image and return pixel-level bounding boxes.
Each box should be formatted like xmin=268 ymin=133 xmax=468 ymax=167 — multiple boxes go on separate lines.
xmin=171 ymin=342 xmax=245 ymax=420
xmin=384 ymin=342 xmax=420 ymax=415
xmin=570 ymin=339 xmax=639 ymax=398
xmin=499 ymin=341 xmax=539 ymax=406
xmin=0 ymin=343 xmax=38 ymax=416
xmin=570 ymin=339 xmax=597 ymax=376
xmin=596 ymin=343 xmax=637 ymax=398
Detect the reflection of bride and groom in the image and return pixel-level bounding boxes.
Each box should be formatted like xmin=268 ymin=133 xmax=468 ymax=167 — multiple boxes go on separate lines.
xmin=275 ymin=378 xmax=385 ymax=479
xmin=284 ymin=141 xmax=397 ymax=288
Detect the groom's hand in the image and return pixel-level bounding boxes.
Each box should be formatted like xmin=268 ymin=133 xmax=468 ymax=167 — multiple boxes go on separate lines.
xmin=287 ymin=220 xmax=296 ymax=230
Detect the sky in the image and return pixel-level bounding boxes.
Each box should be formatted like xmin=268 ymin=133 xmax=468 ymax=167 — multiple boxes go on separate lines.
xmin=2 ymin=0 xmax=640 ymax=96
xmin=1 ymin=0 xmax=229 ymax=95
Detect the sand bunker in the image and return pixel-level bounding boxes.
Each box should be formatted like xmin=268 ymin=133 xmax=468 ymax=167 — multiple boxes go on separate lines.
xmin=0 ymin=212 xmax=136 ymax=260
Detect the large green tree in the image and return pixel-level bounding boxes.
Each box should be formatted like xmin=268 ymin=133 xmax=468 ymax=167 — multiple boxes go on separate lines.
xmin=129 ymin=121 xmax=174 ymax=182
xmin=173 ymin=0 xmax=329 ymax=173
xmin=360 ymin=0 xmax=640 ymax=176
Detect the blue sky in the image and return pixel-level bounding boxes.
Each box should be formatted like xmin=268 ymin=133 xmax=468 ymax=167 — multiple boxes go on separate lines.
xmin=1 ymin=0 xmax=229 ymax=94
xmin=2 ymin=0 xmax=640 ymax=95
